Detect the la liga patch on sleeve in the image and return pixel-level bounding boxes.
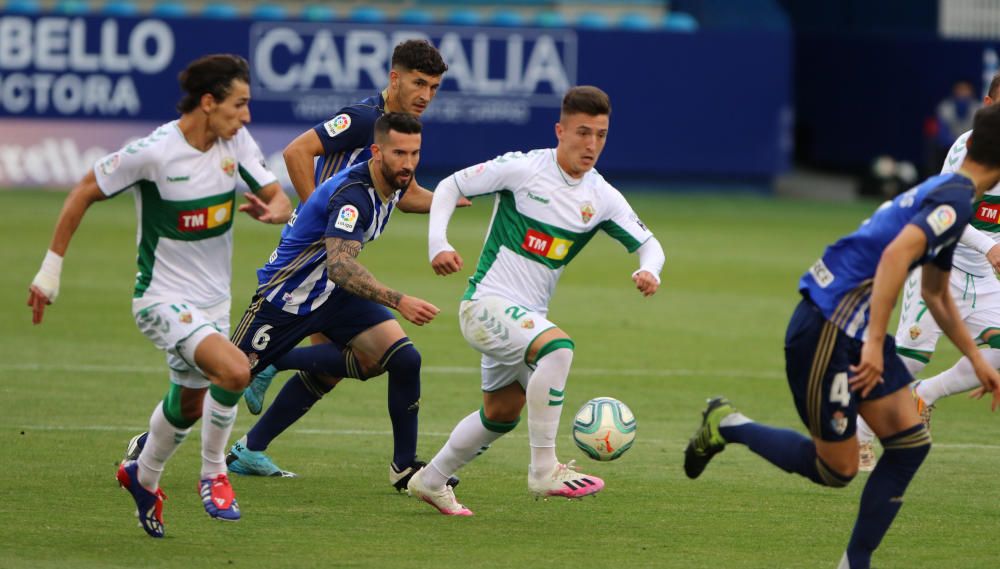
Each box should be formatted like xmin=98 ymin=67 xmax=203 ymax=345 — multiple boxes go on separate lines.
xmin=323 ymin=114 xmax=352 ymax=138
xmin=334 ymin=205 xmax=359 ymax=231
xmin=927 ymin=204 xmax=957 ymax=236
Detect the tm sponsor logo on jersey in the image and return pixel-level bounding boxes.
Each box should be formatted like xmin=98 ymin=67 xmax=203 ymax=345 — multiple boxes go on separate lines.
xmin=335 ymin=205 xmax=359 ymax=231
xmin=178 ymin=201 xmax=233 ymax=232
xmin=522 ymin=229 xmax=572 ymax=260
xmin=927 ymin=204 xmax=957 ymax=236
xmin=976 ymin=202 xmax=1000 ymax=225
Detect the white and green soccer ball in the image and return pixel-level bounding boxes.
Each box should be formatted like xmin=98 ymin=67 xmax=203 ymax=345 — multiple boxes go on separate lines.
xmin=572 ymin=397 xmax=636 ymax=461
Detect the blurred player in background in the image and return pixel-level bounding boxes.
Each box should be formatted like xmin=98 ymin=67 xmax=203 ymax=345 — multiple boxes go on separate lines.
xmin=27 ymin=54 xmax=292 ymax=538
xmin=857 ymin=72 xmax=1000 ymax=471
xmin=225 ymin=40 xmax=464 ymax=488
xmin=228 ymin=113 xmax=452 ymax=488
xmin=407 ymin=86 xmax=664 ymax=515
xmin=683 ymin=105 xmax=1000 ymax=569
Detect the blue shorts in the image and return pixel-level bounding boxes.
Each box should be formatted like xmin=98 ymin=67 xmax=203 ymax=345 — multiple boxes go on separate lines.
xmin=231 ymin=290 xmax=395 ymax=374
xmin=784 ymin=298 xmax=913 ymax=442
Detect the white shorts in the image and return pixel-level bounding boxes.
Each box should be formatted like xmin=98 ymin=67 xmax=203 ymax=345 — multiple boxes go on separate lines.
xmin=895 ymin=266 xmax=1000 ymax=361
xmin=133 ymin=298 xmax=230 ymax=389
xmin=459 ymin=296 xmax=557 ymax=392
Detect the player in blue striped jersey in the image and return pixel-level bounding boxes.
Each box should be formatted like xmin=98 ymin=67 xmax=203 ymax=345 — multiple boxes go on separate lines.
xmin=282 ymin=39 xmax=447 ymax=202
xmin=222 ymin=42 xmax=455 ymax=485
xmin=684 ymin=104 xmax=1000 ymax=569
xmin=228 ymin=113 xmax=444 ymax=484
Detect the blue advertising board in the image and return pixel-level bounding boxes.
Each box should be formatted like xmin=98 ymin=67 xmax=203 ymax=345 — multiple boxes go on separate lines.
xmin=0 ymin=14 xmax=791 ymax=187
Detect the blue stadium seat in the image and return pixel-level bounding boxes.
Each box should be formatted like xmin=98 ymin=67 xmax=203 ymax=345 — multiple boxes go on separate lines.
xmin=446 ymin=9 xmax=481 ymax=26
xmin=151 ymin=1 xmax=187 ymax=18
xmin=54 ymin=0 xmax=89 ymax=14
xmin=617 ymin=12 xmax=656 ymax=30
xmin=4 ymin=0 xmax=42 ymax=13
xmin=251 ymin=4 xmax=287 ymax=20
xmin=351 ymin=6 xmax=386 ymax=23
xmin=576 ymin=12 xmax=610 ymax=29
xmin=201 ymin=3 xmax=239 ymax=19
xmin=663 ymin=12 xmax=699 ymax=32
xmin=398 ymin=8 xmax=434 ymax=25
xmin=101 ymin=1 xmax=138 ymax=16
xmin=536 ymin=11 xmax=567 ymax=28
xmin=301 ymin=5 xmax=335 ymax=21
xmin=490 ymin=9 xmax=524 ymax=27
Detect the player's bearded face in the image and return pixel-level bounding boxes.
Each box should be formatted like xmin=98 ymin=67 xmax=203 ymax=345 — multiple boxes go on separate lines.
xmin=556 ymin=113 xmax=609 ymax=177
xmin=379 ymin=131 xmax=421 ymax=190
xmin=207 ymin=80 xmax=251 ymax=140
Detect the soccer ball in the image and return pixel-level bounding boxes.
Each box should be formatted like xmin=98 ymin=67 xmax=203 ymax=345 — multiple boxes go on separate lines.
xmin=572 ymin=397 xmax=636 ymax=461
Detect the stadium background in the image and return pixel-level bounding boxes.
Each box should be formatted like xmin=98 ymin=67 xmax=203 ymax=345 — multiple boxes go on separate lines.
xmin=4 ymin=2 xmax=1000 ymax=568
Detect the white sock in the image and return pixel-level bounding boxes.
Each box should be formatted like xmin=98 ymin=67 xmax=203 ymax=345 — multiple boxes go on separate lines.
xmin=424 ymin=410 xmax=505 ymax=490
xmin=137 ymin=402 xmax=191 ymax=490
xmin=201 ymin=392 xmax=239 ymax=479
xmin=719 ymin=412 xmax=752 ymax=428
xmin=917 ymin=348 xmax=1000 ymax=405
xmin=526 ymin=348 xmax=573 ymax=479
xmin=856 ymin=415 xmax=875 ymax=444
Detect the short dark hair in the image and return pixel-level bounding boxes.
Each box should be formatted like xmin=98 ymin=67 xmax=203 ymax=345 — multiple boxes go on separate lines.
xmin=561 ymin=85 xmax=611 ymax=118
xmin=374 ymin=112 xmax=422 ymax=143
xmin=176 ymin=54 xmax=250 ymax=113
xmin=989 ymin=72 xmax=1000 ymax=99
xmin=391 ymin=40 xmax=448 ymax=76
xmin=968 ymin=104 xmax=1000 ymax=167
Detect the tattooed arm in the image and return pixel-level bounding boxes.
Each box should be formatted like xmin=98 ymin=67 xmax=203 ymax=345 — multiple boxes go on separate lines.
xmin=326 ymin=237 xmax=402 ymax=308
xmin=325 ymin=237 xmax=440 ymax=325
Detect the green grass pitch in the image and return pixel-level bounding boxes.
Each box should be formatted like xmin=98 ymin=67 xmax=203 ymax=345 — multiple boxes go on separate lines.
xmin=1 ymin=189 xmax=997 ymax=568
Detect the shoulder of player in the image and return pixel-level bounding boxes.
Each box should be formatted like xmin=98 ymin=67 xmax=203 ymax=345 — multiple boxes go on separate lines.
xmin=952 ymin=129 xmax=973 ymax=150
xmin=117 ymin=122 xmax=176 ymax=159
xmin=328 ymin=171 xmax=376 ymax=209
xmin=492 ymin=148 xmax=549 ymax=176
xmin=919 ymin=182 xmax=974 ymax=217
xmin=319 ymin=103 xmax=379 ymax=138
xmin=925 ymin=173 xmax=974 ymax=196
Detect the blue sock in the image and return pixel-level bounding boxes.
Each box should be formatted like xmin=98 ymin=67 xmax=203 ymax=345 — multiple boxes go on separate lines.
xmin=245 ymin=372 xmax=332 ymax=451
xmin=382 ymin=338 xmax=421 ymax=468
xmin=845 ymin=424 xmax=931 ymax=569
xmin=273 ymin=343 xmax=348 ymax=376
xmin=720 ymin=421 xmax=853 ymax=487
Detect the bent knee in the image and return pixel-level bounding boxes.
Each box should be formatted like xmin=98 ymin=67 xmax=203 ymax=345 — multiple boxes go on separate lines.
xmin=480 ymin=406 xmax=521 ymax=433
xmin=213 ymin=362 xmax=251 ymax=391
xmin=816 ymin=455 xmax=857 ymax=488
xmin=381 ymin=339 xmax=420 ymax=372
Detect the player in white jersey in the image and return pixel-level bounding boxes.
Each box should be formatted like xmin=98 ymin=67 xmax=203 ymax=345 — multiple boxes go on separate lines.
xmin=857 ymin=74 xmax=1000 ymax=471
xmin=406 ymin=86 xmax=665 ymax=515
xmin=27 ymin=54 xmax=292 ymax=537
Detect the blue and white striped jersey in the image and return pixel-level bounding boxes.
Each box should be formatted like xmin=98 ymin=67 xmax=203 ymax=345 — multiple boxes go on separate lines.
xmin=256 ymin=161 xmax=406 ymax=314
xmin=799 ymin=173 xmax=975 ymax=340
xmin=311 ymin=92 xmax=384 ymax=185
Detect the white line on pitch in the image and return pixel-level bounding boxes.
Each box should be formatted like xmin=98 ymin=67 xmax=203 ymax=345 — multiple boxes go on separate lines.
xmin=0 ymin=362 xmax=784 ymax=380
xmin=8 ymin=424 xmax=1000 ymax=450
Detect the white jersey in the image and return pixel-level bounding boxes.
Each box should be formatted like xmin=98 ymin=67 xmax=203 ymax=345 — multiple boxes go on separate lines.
xmin=941 ymin=129 xmax=1000 ymax=276
xmin=93 ymin=120 xmax=277 ymax=309
xmin=451 ymin=148 xmax=653 ymax=313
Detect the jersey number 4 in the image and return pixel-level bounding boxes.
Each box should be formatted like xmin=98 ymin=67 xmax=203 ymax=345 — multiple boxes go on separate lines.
xmin=830 ymin=372 xmax=851 ymax=407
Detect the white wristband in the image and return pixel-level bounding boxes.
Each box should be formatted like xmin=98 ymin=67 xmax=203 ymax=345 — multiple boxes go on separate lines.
xmin=632 ymin=268 xmax=661 ymax=284
xmin=31 ymin=249 xmax=63 ymax=302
